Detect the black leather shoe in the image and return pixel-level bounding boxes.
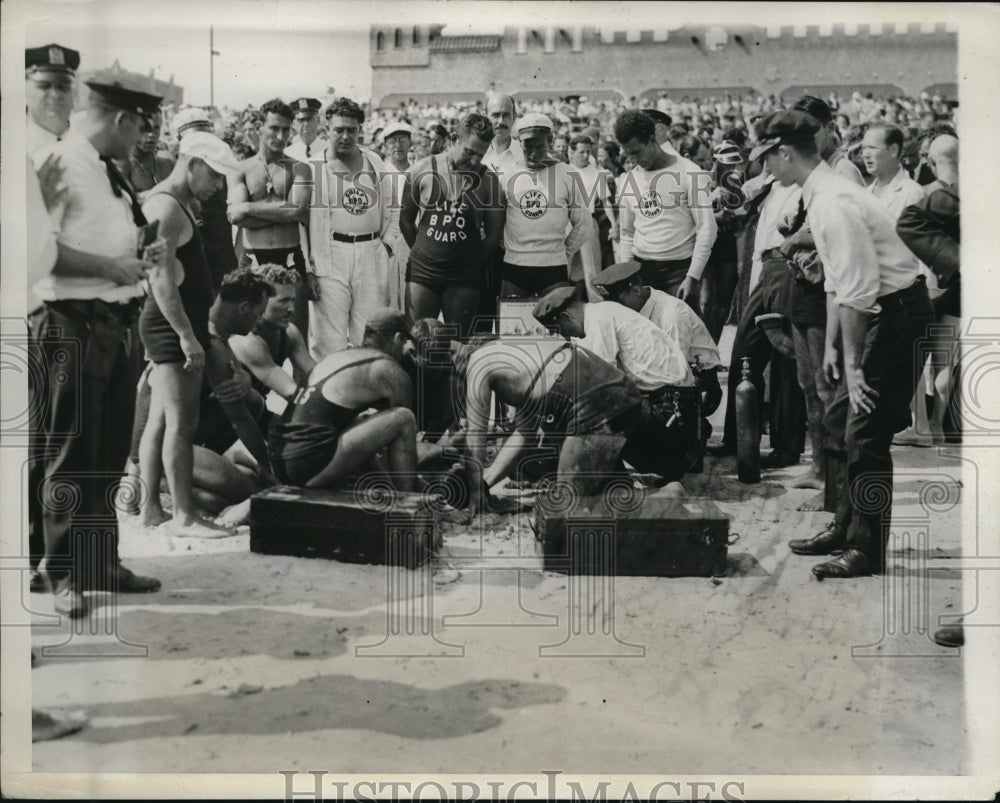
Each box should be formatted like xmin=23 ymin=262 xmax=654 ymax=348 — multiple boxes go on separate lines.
xmin=789 ymin=522 xmax=846 ymax=556
xmin=706 ymin=443 xmax=736 ymax=457
xmin=53 ymin=588 xmax=90 ymax=619
xmin=932 ymin=625 xmax=964 ymax=647
xmin=113 ymin=566 xmax=161 ymax=594
xmin=761 ymin=450 xmax=800 ymax=469
xmin=812 ymin=549 xmax=873 ymax=580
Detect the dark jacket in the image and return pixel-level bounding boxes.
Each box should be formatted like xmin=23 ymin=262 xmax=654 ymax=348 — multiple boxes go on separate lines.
xmin=897 ymin=185 xmax=960 ymax=316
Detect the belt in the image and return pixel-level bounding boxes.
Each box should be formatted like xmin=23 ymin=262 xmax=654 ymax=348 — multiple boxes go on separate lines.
xmin=48 ymin=297 xmax=143 ymax=325
xmin=332 ymin=231 xmax=378 ymax=243
xmin=877 ymin=274 xmax=927 ymax=306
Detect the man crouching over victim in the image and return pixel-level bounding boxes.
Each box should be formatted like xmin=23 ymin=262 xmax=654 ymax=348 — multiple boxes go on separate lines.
xmin=456 ymin=331 xmax=644 ymax=514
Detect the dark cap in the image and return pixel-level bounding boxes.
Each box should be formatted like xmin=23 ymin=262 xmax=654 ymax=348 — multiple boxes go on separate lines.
xmin=26 ymin=43 xmax=80 ymax=75
xmin=748 ymin=110 xmax=820 ymax=161
xmin=642 ymin=108 xmax=673 ymax=127
xmin=292 ymin=97 xmax=321 ymax=116
xmin=364 ymin=308 xmax=413 ymax=338
xmin=86 ymin=80 xmax=163 ymax=119
xmin=592 ymin=261 xmax=642 ymax=293
xmin=532 ymin=286 xmax=579 ymax=325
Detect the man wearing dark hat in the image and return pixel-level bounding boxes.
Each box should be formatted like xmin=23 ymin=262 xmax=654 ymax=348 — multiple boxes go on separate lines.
xmin=285 ymin=97 xmax=328 ymax=162
xmin=592 ymin=260 xmax=722 ymax=409
xmin=30 ymin=78 xmax=167 ymax=616
xmin=25 ymin=43 xmax=80 ymax=158
xmin=533 ymin=286 xmax=701 ymax=485
xmin=753 ymin=110 xmax=934 ymax=579
xmin=268 ymin=308 xmax=420 ymax=491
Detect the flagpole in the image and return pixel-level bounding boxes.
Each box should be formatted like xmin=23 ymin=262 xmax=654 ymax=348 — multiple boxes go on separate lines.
xmin=210 ymin=26 xmax=215 ymax=108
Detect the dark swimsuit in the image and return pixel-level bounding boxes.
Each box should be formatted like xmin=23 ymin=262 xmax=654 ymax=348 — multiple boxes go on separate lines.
xmin=269 ymin=356 xmax=388 ymax=485
xmin=138 ymin=192 xmax=214 ymax=363
xmin=513 ymin=343 xmax=642 ymax=437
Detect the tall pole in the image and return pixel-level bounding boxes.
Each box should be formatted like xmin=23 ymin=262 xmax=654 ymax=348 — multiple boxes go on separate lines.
xmin=210 ymin=26 xmax=215 ymax=109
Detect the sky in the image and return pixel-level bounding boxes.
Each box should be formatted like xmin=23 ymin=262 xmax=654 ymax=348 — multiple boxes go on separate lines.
xmin=6 ymin=0 xmax=965 ymax=110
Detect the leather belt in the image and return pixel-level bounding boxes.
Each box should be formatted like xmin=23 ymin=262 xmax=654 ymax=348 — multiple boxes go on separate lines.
xmin=332 ymin=231 xmax=378 ymax=243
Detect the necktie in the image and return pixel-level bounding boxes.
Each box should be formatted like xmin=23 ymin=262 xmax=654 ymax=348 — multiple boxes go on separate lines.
xmin=305 ymin=144 xmax=311 ymax=158
xmin=100 ymin=155 xmax=147 ymax=227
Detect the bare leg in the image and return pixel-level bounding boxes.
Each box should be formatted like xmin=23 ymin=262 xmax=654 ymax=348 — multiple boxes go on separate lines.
xmin=306 ymin=408 xmax=418 ymax=491
xmin=406 ymin=282 xmax=443 ymax=326
xmin=137 ymin=377 xmax=170 ymax=528
xmin=441 ymin=285 xmax=481 ymax=341
xmin=928 ymin=318 xmax=959 ymax=444
xmin=159 ymin=363 xmax=234 ymax=537
xmin=557 ymin=433 xmax=627 ymax=508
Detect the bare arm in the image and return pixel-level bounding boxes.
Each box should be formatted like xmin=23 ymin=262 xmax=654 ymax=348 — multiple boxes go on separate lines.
xmin=285 ymin=324 xmax=317 ymax=384
xmin=204 ymin=340 xmax=270 ymax=467
xmin=464 ymin=357 xmax=494 ymax=513
xmin=238 ymin=162 xmax=311 ymax=225
xmin=229 ymin=333 xmax=298 ymax=400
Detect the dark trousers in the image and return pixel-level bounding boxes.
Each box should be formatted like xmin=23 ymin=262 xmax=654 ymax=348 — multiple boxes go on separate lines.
xmin=824 ymin=279 xmax=935 ymax=565
xmin=472 ymin=247 xmax=504 ymax=335
xmin=721 ymin=257 xmax=805 ymax=456
xmin=29 ymin=301 xmax=141 ymax=593
xmin=623 ymin=386 xmax=702 ymax=482
xmin=635 ymin=256 xmax=696 ymax=310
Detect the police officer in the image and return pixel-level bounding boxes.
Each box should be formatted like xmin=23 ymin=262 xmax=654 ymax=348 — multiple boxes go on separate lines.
xmin=753 ymin=111 xmax=935 ymax=578
xmin=25 ymin=43 xmax=80 ymax=158
xmin=31 ymin=79 xmax=167 ymax=617
xmin=284 ymin=97 xmax=328 ymax=162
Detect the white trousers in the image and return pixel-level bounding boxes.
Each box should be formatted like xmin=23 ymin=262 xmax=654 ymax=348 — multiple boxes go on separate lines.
xmin=308 ymin=239 xmax=389 ymax=359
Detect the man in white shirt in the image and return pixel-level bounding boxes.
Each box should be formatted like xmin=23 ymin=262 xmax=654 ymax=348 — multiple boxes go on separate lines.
xmin=533 ymin=286 xmax=700 ymax=484
xmin=615 ymin=110 xmax=717 ymax=312
xmin=26 ymin=43 xmax=79 ymax=158
xmin=31 ymin=80 xmax=168 ymax=617
xmin=284 ymin=97 xmax=329 ymax=162
xmin=379 ymin=121 xmax=414 ymax=312
xmin=306 ymin=97 xmax=394 ymax=356
xmin=862 ymin=125 xmax=926 ymax=219
xmin=756 ymin=111 xmax=935 ymax=578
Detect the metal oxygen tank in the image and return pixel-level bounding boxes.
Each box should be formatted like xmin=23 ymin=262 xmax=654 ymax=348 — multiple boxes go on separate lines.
xmin=735 ymin=355 xmax=761 ymax=483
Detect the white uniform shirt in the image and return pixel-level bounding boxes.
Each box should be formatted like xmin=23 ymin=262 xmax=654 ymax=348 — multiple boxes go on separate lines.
xmin=27 ymin=118 xmax=60 ymax=162
xmin=285 ymin=136 xmax=329 ymax=163
xmin=868 ymin=166 xmax=926 ymax=221
xmin=27 ymin=156 xmax=59 ymax=307
xmin=639 ymin=288 xmax=721 ymax=369
xmin=618 ymin=157 xmax=718 ymax=279
xmin=567 ymin=162 xmax=610 ymax=214
xmin=485 ymin=138 xmax=524 ymax=187
xmin=574 ymin=301 xmax=695 ymax=390
xmin=803 ymin=160 xmax=920 ymax=312
xmin=35 ymin=132 xmax=143 ymax=303
xmin=745 ymin=177 xmax=802 ymax=292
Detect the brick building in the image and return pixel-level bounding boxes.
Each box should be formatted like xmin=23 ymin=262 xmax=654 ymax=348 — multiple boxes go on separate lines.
xmin=370 ymin=23 xmax=957 ymax=109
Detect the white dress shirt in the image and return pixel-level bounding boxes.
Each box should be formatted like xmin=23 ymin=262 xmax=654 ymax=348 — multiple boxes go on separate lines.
xmin=803 ymin=160 xmax=920 ymax=312
xmin=745 ymin=177 xmax=802 ymax=292
xmin=639 ymin=288 xmax=721 ymax=369
xmin=35 ymin=132 xmax=143 ymax=303
xmin=484 ymin=138 xmax=524 ymax=188
xmin=27 ymin=118 xmax=60 ymax=162
xmin=285 ymin=136 xmax=329 ymax=163
xmin=575 ymin=301 xmax=695 ymax=390
xmin=868 ymin=166 xmax=926 ymax=221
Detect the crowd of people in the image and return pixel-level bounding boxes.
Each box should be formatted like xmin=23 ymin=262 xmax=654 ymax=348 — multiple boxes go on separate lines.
xmin=24 ymin=42 xmax=962 ymax=655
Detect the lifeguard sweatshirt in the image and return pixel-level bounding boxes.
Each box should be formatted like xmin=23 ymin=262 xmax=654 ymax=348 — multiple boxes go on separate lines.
xmin=502 ymin=160 xmax=588 ymax=267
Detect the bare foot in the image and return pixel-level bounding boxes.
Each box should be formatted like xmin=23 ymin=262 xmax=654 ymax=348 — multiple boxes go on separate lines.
xmin=790 ymin=472 xmax=824 ymax=490
xmin=217 ymin=499 xmax=252 ymax=528
xmin=171 ymin=516 xmax=236 ymax=539
xmin=139 ymin=507 xmax=171 ymax=528
xmin=796 ymin=490 xmax=827 ymax=512
xmin=432 ymin=505 xmax=473 ymax=525
xmin=893 ymin=427 xmax=933 ymax=447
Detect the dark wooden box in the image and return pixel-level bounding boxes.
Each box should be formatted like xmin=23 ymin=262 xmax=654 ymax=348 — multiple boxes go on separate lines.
xmin=250 ymin=485 xmax=438 ymax=568
xmin=534 ymin=495 xmax=729 ymax=576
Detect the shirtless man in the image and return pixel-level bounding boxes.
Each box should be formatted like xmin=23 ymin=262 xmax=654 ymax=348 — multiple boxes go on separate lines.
xmin=228 ymin=98 xmax=313 ymax=335
xmin=269 ymin=309 xmax=418 ymax=491
xmin=229 ymin=264 xmax=316 ymax=402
